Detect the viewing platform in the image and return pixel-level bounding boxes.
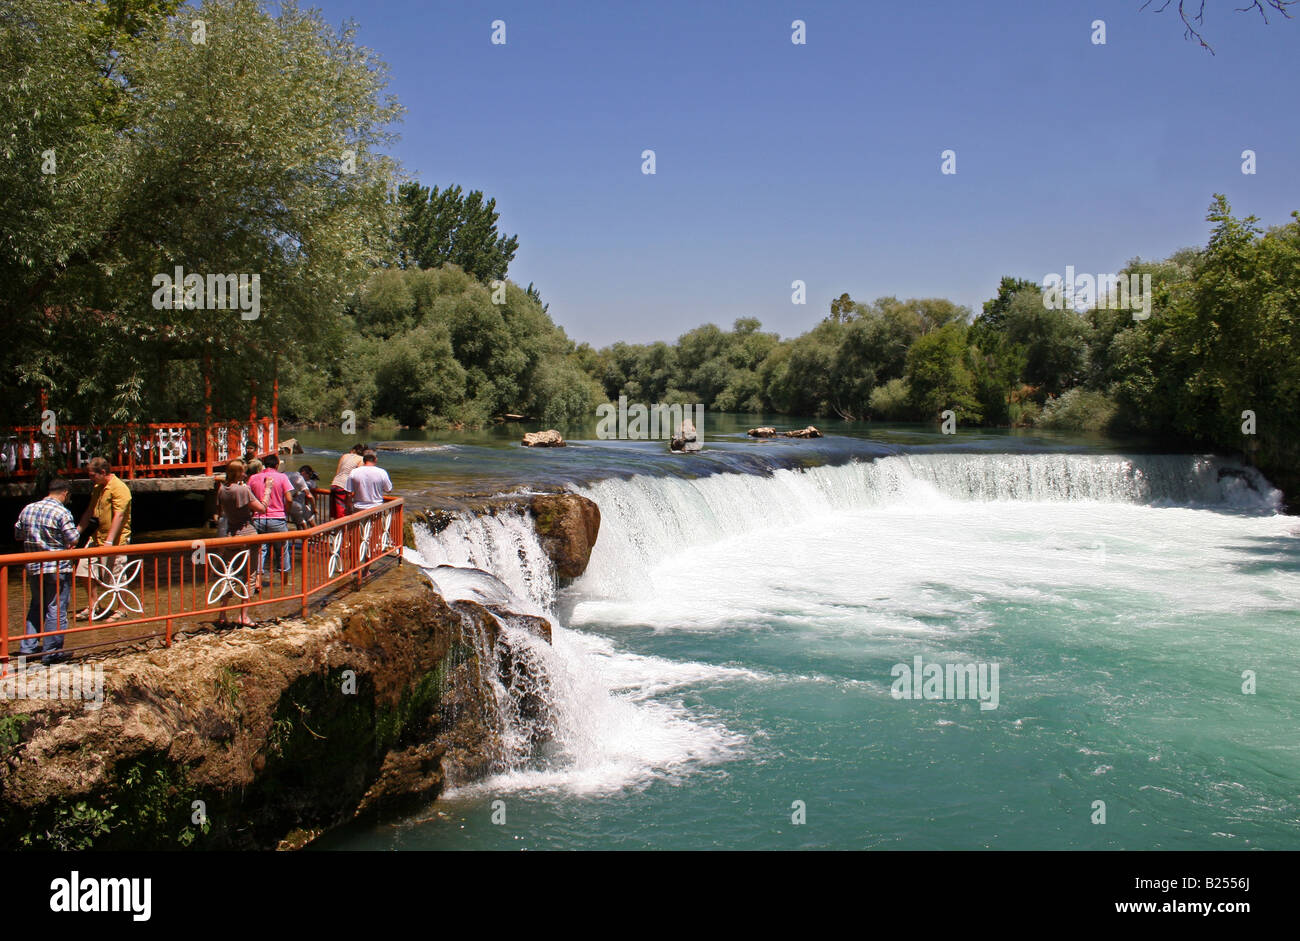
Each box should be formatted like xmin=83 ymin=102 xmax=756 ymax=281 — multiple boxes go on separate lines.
xmin=1 ymin=490 xmax=404 ymax=667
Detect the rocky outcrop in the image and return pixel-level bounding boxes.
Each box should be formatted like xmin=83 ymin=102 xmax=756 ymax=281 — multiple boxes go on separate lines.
xmin=748 ymin=425 xmax=822 ymax=438
xmin=277 ymin=438 xmax=304 ymax=455
xmin=529 ymin=493 xmax=601 ymax=579
xmin=411 ymin=491 xmax=602 ymax=579
xmin=0 ymin=564 xmax=549 ymax=851
xmin=670 ymin=418 xmax=701 ymax=453
xmin=522 ymin=430 xmax=565 ymax=448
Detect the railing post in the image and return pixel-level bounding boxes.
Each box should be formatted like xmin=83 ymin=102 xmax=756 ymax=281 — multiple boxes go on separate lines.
xmin=1 ymin=564 xmax=9 ymax=666
xmin=301 ymin=531 xmax=309 ymax=619
xmin=203 ymin=358 xmax=214 ymax=476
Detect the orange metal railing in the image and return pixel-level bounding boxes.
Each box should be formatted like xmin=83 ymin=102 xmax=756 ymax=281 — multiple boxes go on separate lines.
xmin=1 ymin=492 xmax=402 ymax=666
xmin=0 ymin=417 xmax=277 ymax=480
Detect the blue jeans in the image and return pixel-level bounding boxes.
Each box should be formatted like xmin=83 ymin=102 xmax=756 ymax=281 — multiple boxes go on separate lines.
xmin=22 ymin=571 xmax=70 ymax=660
xmin=254 ymin=517 xmax=292 ymax=577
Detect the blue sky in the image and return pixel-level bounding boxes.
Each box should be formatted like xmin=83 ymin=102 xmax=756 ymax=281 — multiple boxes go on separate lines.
xmin=303 ymin=0 xmax=1298 ymax=346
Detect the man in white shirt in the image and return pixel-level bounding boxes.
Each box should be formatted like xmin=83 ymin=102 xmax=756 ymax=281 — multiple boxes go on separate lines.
xmin=345 ymin=450 xmax=392 ymax=511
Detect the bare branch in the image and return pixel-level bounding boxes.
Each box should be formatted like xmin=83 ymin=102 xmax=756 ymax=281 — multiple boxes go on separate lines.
xmin=1141 ymin=0 xmax=1296 ymax=53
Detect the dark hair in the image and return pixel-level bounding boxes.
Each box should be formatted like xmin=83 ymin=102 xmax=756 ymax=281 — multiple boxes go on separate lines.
xmin=351 ymin=443 xmax=366 ymax=455
xmin=264 ymin=452 xmax=280 ymax=468
xmin=362 ymin=449 xmax=377 ymax=463
xmin=299 ymin=465 xmax=316 ymax=477
xmin=87 ymin=456 xmax=111 ymax=474
xmin=48 ymin=477 xmax=71 ymax=494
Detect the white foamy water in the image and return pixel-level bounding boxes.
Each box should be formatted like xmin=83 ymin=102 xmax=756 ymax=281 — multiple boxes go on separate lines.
xmin=417 ymin=452 xmax=1291 ymax=800
xmin=447 ymin=623 xmax=749 ymax=796
xmin=571 ymin=453 xmax=1279 ymax=600
xmin=567 ymin=497 xmax=1300 ymax=639
xmin=416 ymin=553 xmax=751 ymax=796
xmin=415 ymin=510 xmax=557 ymax=611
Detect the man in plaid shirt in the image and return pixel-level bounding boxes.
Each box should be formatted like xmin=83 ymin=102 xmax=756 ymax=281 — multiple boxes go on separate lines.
xmin=13 ymin=478 xmax=80 ymax=663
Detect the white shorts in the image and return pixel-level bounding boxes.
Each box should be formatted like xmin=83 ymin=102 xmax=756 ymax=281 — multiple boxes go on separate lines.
xmin=76 ymin=551 xmax=127 ymax=581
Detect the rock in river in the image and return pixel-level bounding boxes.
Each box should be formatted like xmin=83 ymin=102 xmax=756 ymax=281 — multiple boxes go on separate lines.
xmin=522 ymin=430 xmax=566 ymax=448
xmin=529 ymin=493 xmax=600 ymax=578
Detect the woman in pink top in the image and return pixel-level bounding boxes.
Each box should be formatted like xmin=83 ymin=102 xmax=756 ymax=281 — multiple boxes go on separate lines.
xmin=249 ymin=453 xmax=294 ymax=586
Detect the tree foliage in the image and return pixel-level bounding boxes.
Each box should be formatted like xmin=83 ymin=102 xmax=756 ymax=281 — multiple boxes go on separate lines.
xmin=394 ymin=182 xmax=519 ymax=282
xmin=283 ymin=266 xmax=600 ymax=428
xmin=0 ymin=0 xmax=401 ymax=425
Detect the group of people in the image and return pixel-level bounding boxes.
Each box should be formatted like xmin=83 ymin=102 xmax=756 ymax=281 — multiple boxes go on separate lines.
xmin=11 ymin=442 xmax=393 ymax=661
xmin=12 ymin=457 xmax=133 ymax=663
xmin=211 ymin=443 xmax=391 ymax=625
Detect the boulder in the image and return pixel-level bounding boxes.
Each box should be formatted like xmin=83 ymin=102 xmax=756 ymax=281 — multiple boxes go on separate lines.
xmin=529 ymin=493 xmax=600 ymax=578
xmin=521 ymin=430 xmax=566 ymax=448
xmin=670 ymin=418 xmax=702 ymax=453
xmin=747 ymin=427 xmax=778 ymax=438
xmin=782 ymin=426 xmax=823 ymax=438
xmin=278 ymin=437 xmax=304 ymax=455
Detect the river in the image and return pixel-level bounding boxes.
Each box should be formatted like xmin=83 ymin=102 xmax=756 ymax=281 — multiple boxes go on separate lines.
xmin=302 ymin=417 xmax=1300 ymax=850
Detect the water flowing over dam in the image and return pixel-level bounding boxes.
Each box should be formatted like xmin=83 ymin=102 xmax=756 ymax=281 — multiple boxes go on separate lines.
xmin=380 ymin=448 xmax=1298 ymax=850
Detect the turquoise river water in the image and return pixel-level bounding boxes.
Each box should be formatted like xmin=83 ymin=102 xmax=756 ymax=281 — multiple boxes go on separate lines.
xmin=304 ymin=420 xmax=1300 ymax=850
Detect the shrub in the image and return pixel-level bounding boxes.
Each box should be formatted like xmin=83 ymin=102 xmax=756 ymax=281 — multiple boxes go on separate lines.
xmin=1036 ymin=387 xmax=1118 ymax=432
xmin=869 ymin=378 xmax=913 ymax=421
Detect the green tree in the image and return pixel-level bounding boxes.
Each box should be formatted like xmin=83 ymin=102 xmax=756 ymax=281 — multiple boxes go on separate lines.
xmin=394 ymin=182 xmax=519 ymax=282
xmin=905 ymin=322 xmax=983 ymax=423
xmin=1 ymin=0 xmax=401 ymax=425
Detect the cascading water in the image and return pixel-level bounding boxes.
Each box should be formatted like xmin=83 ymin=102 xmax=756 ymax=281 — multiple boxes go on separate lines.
xmin=410 ymin=451 xmax=1291 ymax=812
xmin=417 ymin=510 xmax=557 ymax=612
xmin=417 ymin=555 xmax=746 ymax=794
xmin=571 ymin=452 xmax=1280 ymax=599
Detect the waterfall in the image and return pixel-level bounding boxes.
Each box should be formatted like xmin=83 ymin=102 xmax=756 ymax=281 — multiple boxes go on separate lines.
xmin=416 ymin=511 xmax=556 ymax=612
xmin=414 ymin=451 xmax=1280 ymax=793
xmin=416 ymin=560 xmax=747 ymax=794
xmin=572 ymin=453 xmax=1279 ymax=597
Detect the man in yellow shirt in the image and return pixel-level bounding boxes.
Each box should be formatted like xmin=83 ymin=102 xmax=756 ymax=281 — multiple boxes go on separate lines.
xmin=76 ymin=456 xmax=133 ymax=621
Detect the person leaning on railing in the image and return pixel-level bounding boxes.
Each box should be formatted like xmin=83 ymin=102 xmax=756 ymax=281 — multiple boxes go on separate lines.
xmin=345 ymin=450 xmax=393 ymax=578
xmin=216 ymin=459 xmax=266 ymax=626
xmin=75 ymin=456 xmax=132 ymax=622
xmin=13 ymin=477 xmax=80 ymax=664
xmin=344 ymin=449 xmax=393 ymax=511
xmin=285 ymin=464 xmax=317 ymax=530
xmin=330 ymin=443 xmax=366 ymax=519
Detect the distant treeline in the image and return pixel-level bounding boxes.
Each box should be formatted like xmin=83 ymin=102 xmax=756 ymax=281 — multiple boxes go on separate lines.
xmin=287 ymin=195 xmax=1298 ymax=492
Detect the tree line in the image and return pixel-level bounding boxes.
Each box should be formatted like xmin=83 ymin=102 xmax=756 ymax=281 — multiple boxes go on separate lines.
xmin=569 ymin=196 xmax=1297 ymax=467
